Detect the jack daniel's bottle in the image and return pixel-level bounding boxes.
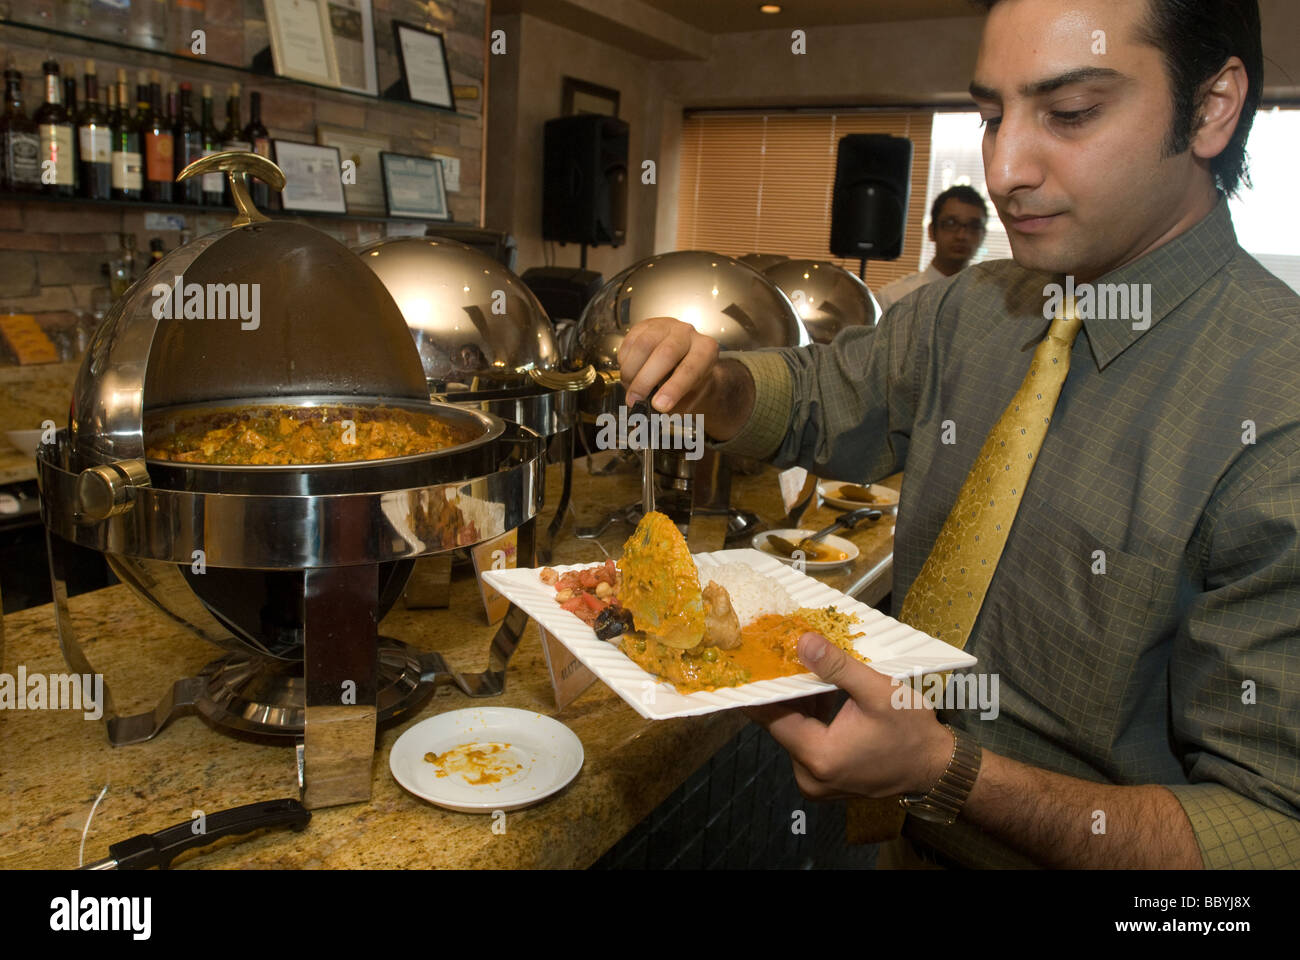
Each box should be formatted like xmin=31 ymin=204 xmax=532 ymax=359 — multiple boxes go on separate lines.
xmin=1 ymin=65 xmax=41 ymax=192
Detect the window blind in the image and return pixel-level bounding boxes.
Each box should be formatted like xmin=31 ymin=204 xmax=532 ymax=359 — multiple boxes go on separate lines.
xmin=676 ymin=110 xmax=934 ymax=291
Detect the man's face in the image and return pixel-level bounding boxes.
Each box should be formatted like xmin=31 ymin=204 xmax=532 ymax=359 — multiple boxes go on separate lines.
xmin=971 ymin=0 xmax=1210 ymax=280
xmin=930 ymin=198 xmax=988 ymax=269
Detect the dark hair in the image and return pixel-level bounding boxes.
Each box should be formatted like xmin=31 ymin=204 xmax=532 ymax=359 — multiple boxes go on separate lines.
xmin=930 ymin=184 xmax=989 ymax=225
xmin=970 ymin=0 xmax=1262 ymax=196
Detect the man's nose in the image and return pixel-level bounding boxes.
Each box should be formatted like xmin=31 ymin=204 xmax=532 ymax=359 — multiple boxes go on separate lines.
xmin=983 ymin=111 xmax=1046 ymax=201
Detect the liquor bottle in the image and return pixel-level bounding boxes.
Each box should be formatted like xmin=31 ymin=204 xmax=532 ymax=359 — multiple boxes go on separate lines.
xmin=173 ymin=82 xmax=203 ymax=203
xmin=110 ymin=68 xmax=142 ymax=201
xmin=148 ymin=237 xmax=164 ymax=264
xmin=166 ymin=79 xmax=178 ymax=127
xmin=241 ymin=90 xmax=271 ymax=209
xmin=143 ymin=71 xmax=173 ymax=202
xmin=219 ymin=83 xmax=248 ymax=207
xmin=63 ymin=73 xmax=81 ymax=195
xmin=77 ymin=59 xmax=112 ymax=199
xmin=199 ymin=83 xmax=223 ymax=206
xmin=0 ymin=66 xmax=41 ymax=193
xmin=34 ymin=60 xmax=76 ymax=197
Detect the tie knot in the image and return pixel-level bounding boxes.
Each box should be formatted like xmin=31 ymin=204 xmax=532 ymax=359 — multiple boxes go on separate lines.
xmin=1047 ymin=304 xmax=1084 ymax=345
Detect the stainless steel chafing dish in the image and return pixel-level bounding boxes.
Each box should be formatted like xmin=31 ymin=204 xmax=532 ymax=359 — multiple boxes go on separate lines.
xmin=36 ymin=154 xmax=544 ymax=808
xmin=568 ymin=251 xmax=810 ymax=546
xmin=354 ymin=236 xmax=595 ymax=559
xmin=761 ymin=258 xmax=877 ymax=343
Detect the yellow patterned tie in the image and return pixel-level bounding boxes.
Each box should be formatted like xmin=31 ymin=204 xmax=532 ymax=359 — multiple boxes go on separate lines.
xmin=847 ymin=303 xmax=1085 ymax=844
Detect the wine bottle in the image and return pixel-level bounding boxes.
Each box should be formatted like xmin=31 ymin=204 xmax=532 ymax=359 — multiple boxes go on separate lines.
xmin=220 ymin=82 xmax=248 ymax=207
xmin=0 ymin=65 xmax=41 ymax=193
xmin=174 ymin=82 xmax=203 ymax=203
xmin=241 ymin=90 xmax=271 ymax=209
xmin=110 ymin=68 xmax=142 ymax=201
xmin=34 ymin=60 xmax=76 ymax=197
xmin=143 ymin=71 xmax=173 ymax=202
xmin=63 ymin=73 xmax=81 ymax=195
xmin=77 ymin=59 xmax=112 ymax=199
xmin=199 ymin=83 xmax=223 ymax=205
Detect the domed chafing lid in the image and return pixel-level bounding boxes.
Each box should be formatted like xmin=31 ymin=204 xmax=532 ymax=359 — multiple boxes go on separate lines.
xmin=762 ymin=259 xmax=877 ymax=344
xmin=572 ymin=250 xmax=810 ymax=373
xmin=738 ymin=253 xmax=789 ymax=271
xmin=354 ymin=236 xmax=560 ymax=392
xmin=69 ymin=153 xmax=429 ymax=468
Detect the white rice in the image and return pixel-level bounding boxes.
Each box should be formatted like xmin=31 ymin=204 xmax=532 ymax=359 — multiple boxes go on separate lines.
xmin=697 ymin=561 xmax=795 ymax=626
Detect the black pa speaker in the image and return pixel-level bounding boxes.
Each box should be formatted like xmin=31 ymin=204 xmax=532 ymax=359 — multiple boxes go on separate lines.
xmin=520 ymin=267 xmax=604 ymax=323
xmin=830 ymin=134 xmax=913 ymax=261
xmin=542 ymin=114 xmax=628 ymax=247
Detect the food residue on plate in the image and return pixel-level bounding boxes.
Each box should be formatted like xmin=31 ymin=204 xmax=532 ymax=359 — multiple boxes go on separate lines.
xmin=424 ymin=742 xmax=523 ymax=785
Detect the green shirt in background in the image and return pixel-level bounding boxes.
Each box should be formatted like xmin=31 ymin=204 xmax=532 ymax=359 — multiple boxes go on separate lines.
xmin=718 ymin=200 xmax=1300 ymax=868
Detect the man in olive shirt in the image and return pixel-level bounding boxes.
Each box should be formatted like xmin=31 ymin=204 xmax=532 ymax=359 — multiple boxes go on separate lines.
xmin=619 ymin=0 xmax=1298 ymax=868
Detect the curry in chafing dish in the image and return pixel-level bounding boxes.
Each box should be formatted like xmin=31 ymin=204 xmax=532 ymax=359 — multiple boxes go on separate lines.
xmin=146 ymin=404 xmax=470 ymax=465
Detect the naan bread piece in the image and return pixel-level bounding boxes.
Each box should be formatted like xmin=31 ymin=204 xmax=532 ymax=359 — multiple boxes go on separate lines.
xmin=617 ymin=511 xmax=705 ymax=649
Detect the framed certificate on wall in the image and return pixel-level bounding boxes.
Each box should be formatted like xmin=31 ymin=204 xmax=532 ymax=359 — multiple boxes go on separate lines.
xmin=391 ymin=21 xmax=456 ymax=111
xmin=317 ymin=125 xmax=389 ymax=214
xmin=266 ymin=0 xmax=340 ymax=87
xmin=326 ymin=0 xmax=378 ymax=95
xmin=274 ymin=140 xmax=347 ymax=214
xmin=380 ymin=152 xmax=450 ymax=220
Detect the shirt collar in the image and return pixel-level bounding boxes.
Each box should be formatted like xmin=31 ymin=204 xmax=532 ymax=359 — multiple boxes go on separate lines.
xmin=924 ymin=260 xmax=948 ymax=283
xmin=1062 ymin=198 xmax=1240 ymax=372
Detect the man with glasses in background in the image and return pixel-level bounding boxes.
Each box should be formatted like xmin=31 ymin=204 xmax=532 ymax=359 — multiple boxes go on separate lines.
xmin=874 ymin=185 xmax=989 ymax=314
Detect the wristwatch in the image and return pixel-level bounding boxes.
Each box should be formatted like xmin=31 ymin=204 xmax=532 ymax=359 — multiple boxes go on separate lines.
xmin=899 ymin=723 xmax=982 ymax=826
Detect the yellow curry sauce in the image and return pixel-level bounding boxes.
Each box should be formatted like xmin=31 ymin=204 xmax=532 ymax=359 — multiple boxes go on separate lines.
xmin=622 ymin=613 xmax=817 ymax=694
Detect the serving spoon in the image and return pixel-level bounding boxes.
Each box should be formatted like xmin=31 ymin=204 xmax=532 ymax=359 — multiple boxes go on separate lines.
xmin=765 ymin=506 xmax=882 ymax=557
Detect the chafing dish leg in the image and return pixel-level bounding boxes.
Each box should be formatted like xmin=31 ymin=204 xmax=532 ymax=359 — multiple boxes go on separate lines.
xmin=538 ymin=429 xmax=576 ymax=564
xmin=301 ymin=565 xmax=379 ymax=809
xmin=46 ymin=528 xmax=201 ymax=744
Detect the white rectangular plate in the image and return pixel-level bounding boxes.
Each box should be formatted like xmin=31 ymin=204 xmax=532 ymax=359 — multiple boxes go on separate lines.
xmin=482 ymin=548 xmax=977 ymax=721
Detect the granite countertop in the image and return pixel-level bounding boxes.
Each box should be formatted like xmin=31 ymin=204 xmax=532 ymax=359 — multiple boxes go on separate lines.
xmin=0 ymin=456 xmax=898 ymax=869
xmin=0 ymin=361 xmax=80 ymax=485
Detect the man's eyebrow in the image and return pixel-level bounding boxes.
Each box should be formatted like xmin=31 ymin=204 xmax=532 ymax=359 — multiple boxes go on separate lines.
xmin=969 ymin=67 xmax=1130 ymax=103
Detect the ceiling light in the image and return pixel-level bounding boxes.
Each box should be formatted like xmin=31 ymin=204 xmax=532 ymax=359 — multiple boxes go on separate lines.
xmin=759 ymin=4 xmax=781 ymax=13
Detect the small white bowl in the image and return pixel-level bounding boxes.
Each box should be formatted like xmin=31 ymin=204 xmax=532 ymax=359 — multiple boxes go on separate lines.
xmin=4 ymin=429 xmax=43 ymax=456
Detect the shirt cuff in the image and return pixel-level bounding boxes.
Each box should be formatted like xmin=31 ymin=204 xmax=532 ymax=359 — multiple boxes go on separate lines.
xmin=1165 ymin=782 xmax=1300 ymax=868
xmin=710 ymin=350 xmax=794 ymax=461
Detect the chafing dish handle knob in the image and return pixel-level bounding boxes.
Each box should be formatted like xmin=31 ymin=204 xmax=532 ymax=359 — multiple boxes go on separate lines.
xmin=176 ymin=150 xmax=287 ymax=229
xmin=76 ymin=459 xmax=151 ymax=523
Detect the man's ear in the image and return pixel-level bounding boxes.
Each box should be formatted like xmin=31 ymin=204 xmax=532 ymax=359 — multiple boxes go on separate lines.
xmin=928 ymin=222 xmax=937 ymax=244
xmin=1192 ymin=55 xmax=1249 ymax=164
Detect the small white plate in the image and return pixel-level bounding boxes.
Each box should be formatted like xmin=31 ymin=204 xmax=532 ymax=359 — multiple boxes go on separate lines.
xmin=751 ymin=529 xmax=860 ymax=570
xmin=389 ymin=707 xmax=583 ymax=813
xmin=819 ymin=481 xmax=899 ymax=513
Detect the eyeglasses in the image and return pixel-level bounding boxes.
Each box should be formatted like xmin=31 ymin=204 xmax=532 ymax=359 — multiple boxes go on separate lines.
xmin=937 ymin=217 xmax=986 ymax=235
